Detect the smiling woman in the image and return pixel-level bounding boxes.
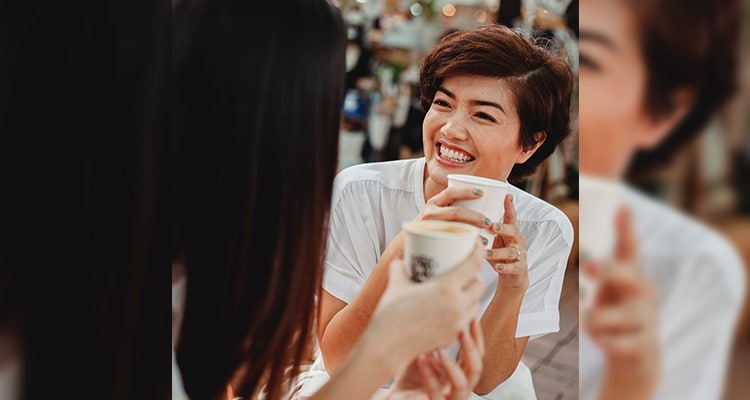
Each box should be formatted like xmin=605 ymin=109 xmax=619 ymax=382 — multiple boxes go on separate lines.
xmin=420 ymin=25 xmax=573 ymax=188
xmin=297 ymin=23 xmax=576 ymax=400
xmin=423 ymin=75 xmax=531 ymax=201
xmin=577 ymin=0 xmax=746 ymax=399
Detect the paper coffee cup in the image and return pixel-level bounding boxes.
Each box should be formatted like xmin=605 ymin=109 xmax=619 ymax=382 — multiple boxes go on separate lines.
xmin=447 ymin=174 xmax=509 ymax=249
xmin=578 ymin=174 xmax=625 ymax=315
xmin=402 ymin=220 xmax=480 ymax=282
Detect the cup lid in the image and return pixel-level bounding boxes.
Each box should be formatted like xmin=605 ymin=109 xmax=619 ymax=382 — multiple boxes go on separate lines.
xmin=447 ymin=174 xmax=509 ymax=188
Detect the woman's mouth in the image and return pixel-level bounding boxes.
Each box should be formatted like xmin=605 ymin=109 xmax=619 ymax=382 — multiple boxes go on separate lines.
xmin=437 ymin=142 xmax=475 ymax=164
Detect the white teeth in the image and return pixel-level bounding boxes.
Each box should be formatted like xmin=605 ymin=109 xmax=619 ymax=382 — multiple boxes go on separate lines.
xmin=440 ymin=145 xmax=473 ymax=162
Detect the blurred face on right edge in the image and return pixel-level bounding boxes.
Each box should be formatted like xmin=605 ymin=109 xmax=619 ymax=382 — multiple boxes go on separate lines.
xmin=579 ymin=0 xmax=654 ymax=180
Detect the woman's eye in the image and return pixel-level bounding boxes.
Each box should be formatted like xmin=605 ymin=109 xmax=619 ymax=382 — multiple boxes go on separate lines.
xmin=475 ymin=112 xmax=496 ymax=122
xmin=433 ymin=99 xmax=450 ymax=107
xmin=580 ymin=54 xmax=600 ymax=71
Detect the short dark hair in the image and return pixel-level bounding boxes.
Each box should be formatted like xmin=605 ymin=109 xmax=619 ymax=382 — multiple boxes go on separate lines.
xmin=419 ymin=24 xmax=574 ymax=182
xmin=625 ymin=0 xmax=741 ymax=181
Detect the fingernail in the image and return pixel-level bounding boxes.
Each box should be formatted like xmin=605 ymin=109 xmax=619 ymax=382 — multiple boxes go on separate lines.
xmin=481 ymin=237 xmax=488 ymax=246
xmin=473 ymin=188 xmax=483 ymax=196
xmin=484 ymin=217 xmax=492 ymax=226
xmin=510 ymin=195 xmax=514 ymax=203
xmin=495 ymin=223 xmax=502 ymax=232
xmin=486 ymin=250 xmax=493 ymax=257
xmin=496 ymin=264 xmax=503 ymax=271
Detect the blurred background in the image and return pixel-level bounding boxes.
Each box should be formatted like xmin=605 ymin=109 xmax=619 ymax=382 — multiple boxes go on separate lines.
xmin=331 ymin=0 xmax=581 ymax=398
xmin=623 ymin=2 xmax=750 ymax=398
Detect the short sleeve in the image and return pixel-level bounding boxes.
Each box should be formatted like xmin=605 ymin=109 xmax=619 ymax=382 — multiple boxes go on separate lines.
xmin=322 ymin=181 xmax=382 ymax=303
xmin=172 ymin=350 xmax=188 ymax=400
xmin=516 ymin=215 xmax=574 ymax=339
xmin=652 ymin=239 xmax=745 ymax=400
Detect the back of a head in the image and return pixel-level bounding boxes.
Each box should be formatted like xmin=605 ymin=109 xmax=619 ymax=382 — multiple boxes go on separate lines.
xmin=419 ymin=24 xmax=574 ymax=183
xmin=1 ymin=1 xmax=170 ymax=399
xmin=173 ymin=1 xmax=346 ymax=399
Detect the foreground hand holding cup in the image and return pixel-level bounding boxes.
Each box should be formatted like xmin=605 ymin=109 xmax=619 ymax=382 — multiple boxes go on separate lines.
xmin=370 ymin=237 xmax=486 ymax=376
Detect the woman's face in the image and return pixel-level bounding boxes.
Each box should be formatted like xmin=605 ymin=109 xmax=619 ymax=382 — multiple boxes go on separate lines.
xmin=579 ymin=0 xmax=657 ymax=178
xmin=422 ymin=75 xmax=538 ymax=194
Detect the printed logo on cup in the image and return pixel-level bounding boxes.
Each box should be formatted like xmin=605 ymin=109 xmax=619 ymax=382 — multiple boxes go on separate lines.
xmin=410 ymin=254 xmax=436 ymax=283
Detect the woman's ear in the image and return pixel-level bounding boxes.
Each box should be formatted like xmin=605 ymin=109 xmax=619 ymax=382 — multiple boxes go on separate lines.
xmin=636 ymin=87 xmax=696 ymax=149
xmin=516 ymin=131 xmax=546 ymax=164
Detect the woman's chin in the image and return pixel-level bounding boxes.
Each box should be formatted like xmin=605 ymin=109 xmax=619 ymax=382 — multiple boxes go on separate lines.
xmin=426 ymin=158 xmax=472 ymax=185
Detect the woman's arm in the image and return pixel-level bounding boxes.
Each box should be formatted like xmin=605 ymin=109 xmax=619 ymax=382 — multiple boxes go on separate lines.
xmin=310 ymin=324 xmax=401 ymax=400
xmin=318 ymin=185 xmax=494 ymax=373
xmin=472 ymin=194 xmax=530 ymax=394
xmin=313 ymin=256 xmax=486 ymax=399
xmin=317 ymin=233 xmax=404 ymax=374
xmin=474 ymin=289 xmax=529 ymax=394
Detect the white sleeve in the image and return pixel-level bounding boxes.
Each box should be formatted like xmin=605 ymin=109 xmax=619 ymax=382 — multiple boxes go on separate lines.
xmin=322 ymin=182 xmax=382 ymax=304
xmin=654 ymin=240 xmax=745 ymax=400
xmin=172 ymin=350 xmax=188 ymax=400
xmin=516 ymin=216 xmax=574 ymax=339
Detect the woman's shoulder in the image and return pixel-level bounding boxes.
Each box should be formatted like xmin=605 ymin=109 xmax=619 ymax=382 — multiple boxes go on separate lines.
xmin=626 ymin=186 xmax=746 ymax=301
xmin=332 ymin=158 xmax=423 ymax=198
xmin=511 ymin=186 xmax=574 ymax=235
xmin=626 ymin=185 xmax=735 ymax=255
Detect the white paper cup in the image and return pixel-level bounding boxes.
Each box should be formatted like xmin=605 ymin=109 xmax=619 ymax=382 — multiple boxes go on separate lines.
xmin=578 ymin=174 xmax=625 ymax=314
xmin=447 ymin=174 xmax=509 ymax=249
xmin=402 ymin=220 xmax=480 ymax=282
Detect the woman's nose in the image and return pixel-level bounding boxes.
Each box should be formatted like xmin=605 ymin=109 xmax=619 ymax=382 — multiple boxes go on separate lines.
xmin=439 ymin=115 xmax=469 ymax=140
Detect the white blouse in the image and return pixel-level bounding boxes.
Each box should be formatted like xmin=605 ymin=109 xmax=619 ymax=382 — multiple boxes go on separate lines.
xmin=579 ymin=183 xmax=746 ymax=399
xmin=307 ymin=157 xmax=573 ymax=398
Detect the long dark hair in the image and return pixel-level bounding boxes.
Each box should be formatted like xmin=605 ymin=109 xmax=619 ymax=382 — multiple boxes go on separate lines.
xmin=172 ymin=1 xmax=345 ymax=399
xmin=0 ymin=0 xmax=170 ymax=398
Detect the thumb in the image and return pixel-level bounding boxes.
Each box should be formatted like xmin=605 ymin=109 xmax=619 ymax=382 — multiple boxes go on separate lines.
xmin=614 ymin=206 xmax=638 ymax=262
xmin=581 ymin=258 xmax=604 ymax=280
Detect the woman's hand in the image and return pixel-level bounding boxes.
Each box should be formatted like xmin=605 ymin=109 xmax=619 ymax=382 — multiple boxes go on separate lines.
xmin=416 ymin=186 xmax=496 ymax=234
xmin=385 ymin=319 xmax=485 ymax=400
xmin=484 ymin=194 xmax=529 ymax=290
xmin=368 ymin=242 xmax=486 ymax=376
xmin=583 ymin=207 xmax=661 ymax=399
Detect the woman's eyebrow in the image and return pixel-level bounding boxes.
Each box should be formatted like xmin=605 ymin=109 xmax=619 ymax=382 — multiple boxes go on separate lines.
xmin=437 ymin=86 xmax=505 ymax=114
xmin=580 ymin=29 xmax=618 ymax=53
